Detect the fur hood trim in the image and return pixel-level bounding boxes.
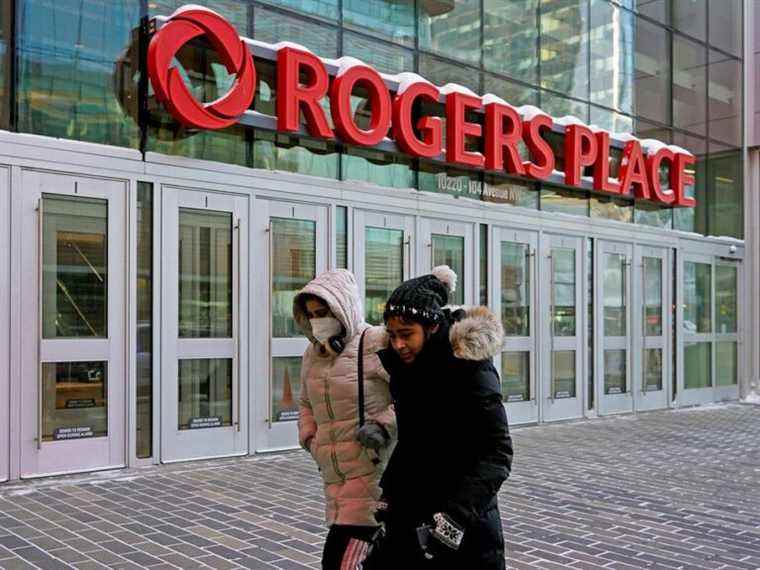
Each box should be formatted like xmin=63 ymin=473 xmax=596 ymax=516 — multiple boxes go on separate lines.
xmin=449 ymin=306 xmax=504 ymax=361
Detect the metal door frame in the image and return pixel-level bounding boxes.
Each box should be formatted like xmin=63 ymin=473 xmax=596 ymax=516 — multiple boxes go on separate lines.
xmin=0 ymin=167 xmax=9 ymax=482
xmin=253 ymin=200 xmax=328 ymax=452
xmin=714 ymin=259 xmax=741 ymax=402
xmin=417 ymin=218 xmax=475 ymax=306
xmin=160 ymin=187 xmax=249 ymax=463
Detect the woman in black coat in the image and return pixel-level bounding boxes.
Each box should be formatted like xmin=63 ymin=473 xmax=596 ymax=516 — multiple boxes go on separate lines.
xmin=374 ymin=266 xmax=513 ymax=569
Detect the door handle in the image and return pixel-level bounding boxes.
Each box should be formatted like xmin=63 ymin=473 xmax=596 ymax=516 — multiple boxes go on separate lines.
xmin=36 ymin=198 xmax=43 ymax=450
xmin=234 ymin=218 xmax=241 ymax=432
xmin=266 ymin=222 xmax=273 ymax=429
xmin=548 ymin=252 xmax=555 ymax=403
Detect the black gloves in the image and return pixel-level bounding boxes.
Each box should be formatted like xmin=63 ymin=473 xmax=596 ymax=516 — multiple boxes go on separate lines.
xmin=356 ymin=422 xmax=390 ymax=451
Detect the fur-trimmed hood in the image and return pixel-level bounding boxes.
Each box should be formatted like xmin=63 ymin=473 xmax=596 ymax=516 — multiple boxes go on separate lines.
xmin=449 ymin=306 xmax=504 ymax=361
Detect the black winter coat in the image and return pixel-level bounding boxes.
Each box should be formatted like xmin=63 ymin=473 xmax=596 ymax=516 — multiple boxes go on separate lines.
xmin=376 ymin=306 xmax=513 ymax=569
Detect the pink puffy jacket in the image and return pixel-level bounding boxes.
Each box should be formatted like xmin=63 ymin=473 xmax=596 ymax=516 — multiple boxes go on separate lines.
xmin=293 ymin=270 xmax=396 ymax=527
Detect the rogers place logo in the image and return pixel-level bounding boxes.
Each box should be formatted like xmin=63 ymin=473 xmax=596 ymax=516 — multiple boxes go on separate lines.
xmin=146 ymin=5 xmax=696 ymax=208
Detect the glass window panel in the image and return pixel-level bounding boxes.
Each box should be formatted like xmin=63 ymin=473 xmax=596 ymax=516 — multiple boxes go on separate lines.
xmin=257 ymin=0 xmax=339 ymax=21
xmin=589 ymin=0 xmax=634 ymax=114
xmin=635 ymin=202 xmax=673 ymax=229
xmin=272 ymin=218 xmax=317 ymax=337
xmin=17 ymin=0 xmax=141 ymax=147
xmin=644 ymin=257 xmax=663 ymax=335
xmin=636 ymin=0 xmax=669 ymax=23
xmin=591 ymin=196 xmax=634 ymax=223
xmin=149 ymin=1 xmax=247 ymax=27
xmin=644 ymin=348 xmax=663 ymax=391
xmin=707 ymin=148 xmax=743 ymax=239
xmin=603 ymin=254 xmax=627 ymax=337
xmin=342 ymin=32 xmax=414 ymax=74
xmin=552 ymin=248 xmax=576 ymax=336
xmin=502 ymin=352 xmax=530 ymax=402
xmin=708 ymin=0 xmax=741 ymax=56
xmin=483 ymin=177 xmax=540 ymax=209
xmin=480 ymin=224 xmax=488 ymax=306
xmin=540 ymin=92 xmax=589 ymax=122
xmin=715 ymin=265 xmax=737 ymax=333
xmin=342 ymin=146 xmax=416 ymax=189
xmin=178 ymin=358 xmax=232 ymax=430
xmin=336 ymin=206 xmax=348 ymax=270
xmin=541 ymin=188 xmax=590 ymax=217
xmin=418 ymin=0 xmax=481 ymax=64
xmin=42 ymin=195 xmax=108 ymax=339
xmin=254 ymin=6 xmax=338 ymax=55
xmin=673 ymin=0 xmax=706 ymax=41
xmin=42 ymin=361 xmax=107 ymax=442
xmin=343 ymin=0 xmax=414 ymax=46
xmin=604 ymin=349 xmax=627 ymax=394
xmin=432 ymin=235 xmax=465 ymax=306
xmin=540 ymin=0 xmax=589 ymax=100
xmin=673 ymin=35 xmax=707 ymax=135
xmin=684 ymin=261 xmax=712 ymax=334
xmin=136 ymin=183 xmax=153 ymax=458
xmin=552 ymin=350 xmax=576 ymax=398
xmin=672 ymin=133 xmax=707 ymax=233
xmin=418 ymin=163 xmax=481 ymax=197
xmin=483 ymin=75 xmax=539 ymax=107
xmin=0 ymin=2 xmax=10 ymax=129
xmin=178 ymin=209 xmax=232 ymax=339
xmin=715 ymin=341 xmax=737 ymax=386
xmin=708 ymin=52 xmax=741 ymax=147
xmin=365 ymin=227 xmax=404 ymax=325
xmin=254 ymin=132 xmax=339 ymax=179
xmin=634 ymin=120 xmax=671 ymax=142
xmin=634 ymin=17 xmax=671 ymax=124
xmin=483 ymin=0 xmax=538 ymax=84
xmin=272 ymin=357 xmax=302 ymax=422
xmin=590 ymin=107 xmax=633 ymax=133
xmin=501 ymin=242 xmax=531 ymax=337
xmin=684 ymin=341 xmax=711 ymax=389
xmin=419 ymin=54 xmax=480 ymax=93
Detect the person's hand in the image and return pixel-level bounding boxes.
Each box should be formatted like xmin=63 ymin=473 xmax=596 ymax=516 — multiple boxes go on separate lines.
xmin=430 ymin=512 xmax=465 ymax=551
xmin=356 ymin=422 xmax=390 ymax=451
xmin=373 ymin=497 xmax=390 ymax=524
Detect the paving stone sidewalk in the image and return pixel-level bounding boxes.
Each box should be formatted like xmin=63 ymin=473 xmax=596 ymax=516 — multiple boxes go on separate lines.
xmin=1 ymin=404 xmax=759 ymax=570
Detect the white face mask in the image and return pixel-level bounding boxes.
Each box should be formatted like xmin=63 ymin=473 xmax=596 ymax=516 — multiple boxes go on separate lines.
xmin=310 ymin=317 xmax=342 ymax=343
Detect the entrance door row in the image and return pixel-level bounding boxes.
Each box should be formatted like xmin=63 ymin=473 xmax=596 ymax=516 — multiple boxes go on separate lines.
xmin=11 ymin=178 xmax=692 ymax=476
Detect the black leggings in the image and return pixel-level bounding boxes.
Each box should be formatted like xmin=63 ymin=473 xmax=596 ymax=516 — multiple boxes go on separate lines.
xmin=322 ymin=524 xmax=378 ymax=570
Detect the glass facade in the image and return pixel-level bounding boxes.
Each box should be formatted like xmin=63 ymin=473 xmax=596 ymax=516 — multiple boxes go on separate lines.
xmin=0 ymin=0 xmax=745 ymax=238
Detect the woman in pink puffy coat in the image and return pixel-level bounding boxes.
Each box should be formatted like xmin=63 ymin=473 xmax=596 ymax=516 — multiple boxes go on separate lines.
xmin=293 ymin=269 xmax=396 ymax=569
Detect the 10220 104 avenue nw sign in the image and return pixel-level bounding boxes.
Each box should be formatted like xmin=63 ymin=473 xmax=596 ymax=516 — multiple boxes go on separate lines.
xmin=147 ymin=5 xmax=696 ymax=208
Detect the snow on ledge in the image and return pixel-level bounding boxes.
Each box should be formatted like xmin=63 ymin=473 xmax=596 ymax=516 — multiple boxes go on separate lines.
xmin=439 ymin=83 xmax=479 ymax=97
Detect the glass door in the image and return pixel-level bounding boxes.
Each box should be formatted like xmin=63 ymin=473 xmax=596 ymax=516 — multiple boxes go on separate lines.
xmin=1 ymin=166 xmax=9 ymax=482
xmin=714 ymin=261 xmax=740 ymax=401
xmin=354 ymin=211 xmax=414 ymax=325
xmin=634 ymin=245 xmax=671 ymax=412
xmin=160 ymin=188 xmax=248 ymax=462
xmin=596 ymin=241 xmax=634 ymax=415
xmin=418 ymin=219 xmax=474 ymax=306
xmin=493 ymin=227 xmax=538 ymax=425
xmin=541 ymin=234 xmax=585 ymax=422
xmin=20 ymin=172 xmax=126 ymax=478
xmin=254 ymin=201 xmax=327 ymax=451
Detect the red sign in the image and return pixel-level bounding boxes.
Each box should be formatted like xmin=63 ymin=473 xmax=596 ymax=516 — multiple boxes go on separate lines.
xmin=147 ymin=6 xmax=695 ymax=207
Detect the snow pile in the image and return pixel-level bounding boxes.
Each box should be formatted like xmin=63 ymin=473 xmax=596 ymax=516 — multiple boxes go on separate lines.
xmin=333 ymin=56 xmax=366 ymax=77
xmin=517 ymin=105 xmax=550 ymax=121
xmin=743 ymin=391 xmax=760 ymax=405
xmin=271 ymin=41 xmax=314 ymax=54
xmin=390 ymin=72 xmax=433 ymax=95
xmin=439 ymin=83 xmax=479 ymax=97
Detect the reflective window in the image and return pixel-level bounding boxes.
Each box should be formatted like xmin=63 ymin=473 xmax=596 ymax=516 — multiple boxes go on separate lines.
xmin=684 ymin=341 xmax=711 ymax=389
xmin=540 ymin=93 xmax=589 ymax=122
xmin=484 ymin=75 xmax=539 ymax=107
xmin=552 ymin=350 xmax=576 ymax=398
xmin=271 ymin=218 xmax=317 ymax=338
xmin=672 ymin=133 xmax=707 ymax=234
xmin=636 ymin=0 xmax=669 ymax=23
xmin=0 ymin=2 xmax=9 ymax=129
xmin=634 ymin=17 xmax=670 ymax=124
xmin=254 ymin=6 xmax=338 ymax=55
xmin=178 ymin=359 xmax=232 ymax=430
xmin=590 ymin=107 xmax=633 ymax=134
xmin=254 ymin=132 xmax=339 ymax=179
xmin=272 ymin=357 xmax=302 ymax=422
xmin=541 ymin=188 xmax=589 ymax=217
xmin=635 ymin=202 xmax=673 ymax=229
xmin=42 ymin=195 xmax=108 ymax=339
xmin=715 ymin=342 xmax=737 ymax=386
xmin=483 ymin=0 xmax=538 ymax=84
xmin=42 ymin=361 xmax=107 ymax=441
xmin=17 ymin=0 xmax=141 ymax=147
xmin=552 ymin=248 xmax=576 ymax=336
xmin=684 ymin=261 xmax=712 ymax=334
xmin=708 ymin=51 xmax=741 ymax=147
xmin=603 ymin=253 xmax=626 ymax=337
xmin=501 ymin=242 xmax=531 ymax=337
xmin=149 ymin=0 xmax=247 ymax=26
xmin=644 ymin=349 xmax=663 ymax=391
xmin=418 ymin=0 xmax=481 ymax=65
xmin=343 ymin=0 xmax=414 ymax=46
xmin=540 ymin=0 xmax=589 ymax=100
xmin=502 ymin=352 xmax=530 ymax=402
xmin=419 ymin=54 xmax=480 ymax=92
xmin=708 ymin=0 xmax=741 ymax=56
xmin=178 ymin=209 xmax=232 ymax=339
xmin=432 ymin=235 xmax=465 ymax=305
xmin=257 ymin=0 xmax=339 ymax=21
xmin=590 ymin=0 xmax=634 ymax=114
xmin=643 ymin=257 xmax=663 ymax=336
xmin=136 ymin=183 xmax=153 ymax=458
xmin=673 ymin=0 xmax=706 ymax=41
xmin=336 ymin=206 xmax=348 ymax=270
xmin=673 ymin=35 xmax=707 ymax=135
xmin=418 ymin=164 xmax=480 ymax=198
xmin=483 ymin=176 xmax=539 ymax=209
xmin=707 ymin=148 xmax=742 ymax=239
xmin=342 ymin=147 xmax=415 ymax=189
xmin=604 ymin=349 xmax=627 ymax=394
xmin=591 ymin=197 xmax=633 ymax=223
xmin=715 ymin=265 xmax=737 ymax=334
xmin=365 ymin=227 xmax=404 ymax=325
xmin=343 ymin=32 xmax=414 ymax=74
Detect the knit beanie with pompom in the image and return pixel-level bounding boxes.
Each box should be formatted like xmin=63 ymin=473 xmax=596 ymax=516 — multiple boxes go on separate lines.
xmin=383 ymin=265 xmax=457 ymax=325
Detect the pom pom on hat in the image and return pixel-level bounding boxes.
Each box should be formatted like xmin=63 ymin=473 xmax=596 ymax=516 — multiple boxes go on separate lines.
xmin=432 ymin=265 xmax=456 ymax=294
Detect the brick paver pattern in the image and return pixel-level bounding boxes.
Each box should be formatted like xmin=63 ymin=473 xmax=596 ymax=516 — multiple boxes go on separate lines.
xmin=1 ymin=404 xmax=759 ymax=570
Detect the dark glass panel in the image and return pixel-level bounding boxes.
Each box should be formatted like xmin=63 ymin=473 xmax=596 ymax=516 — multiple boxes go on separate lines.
xmin=343 ymin=0 xmax=415 ymax=46
xmin=540 ymin=0 xmax=589 ymax=100
xmin=708 ymin=51 xmax=741 ymax=147
xmin=673 ymin=35 xmax=707 ymax=136
xmin=483 ymin=0 xmax=538 ymax=84
xmin=634 ymin=17 xmax=671 ymax=124
xmin=418 ymin=0 xmax=481 ymax=64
